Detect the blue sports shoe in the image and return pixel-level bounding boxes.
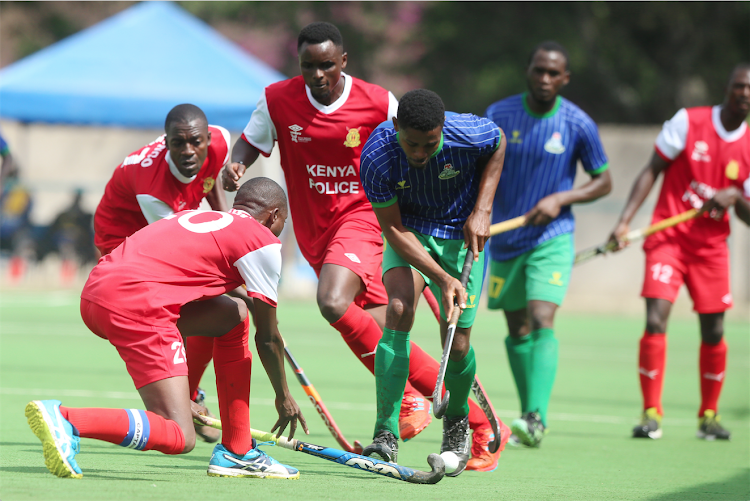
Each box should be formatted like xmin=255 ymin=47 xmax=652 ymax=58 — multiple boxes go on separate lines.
xmin=25 ymin=400 xmax=83 ymax=478
xmin=207 ymin=442 xmax=300 ymax=479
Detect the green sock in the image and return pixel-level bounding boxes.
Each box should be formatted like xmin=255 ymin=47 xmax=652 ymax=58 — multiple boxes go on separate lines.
xmin=527 ymin=328 xmax=558 ymax=426
xmin=374 ymin=328 xmax=410 ymax=439
xmin=505 ymin=334 xmax=534 ymax=413
xmin=444 ymin=346 xmax=476 ymax=418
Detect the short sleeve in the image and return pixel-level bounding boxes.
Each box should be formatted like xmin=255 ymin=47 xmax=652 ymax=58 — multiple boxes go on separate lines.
xmin=654 ymin=108 xmax=689 ymax=161
xmin=576 ymin=115 xmax=609 ymax=175
xmin=241 ymin=91 xmax=277 ymax=157
xmin=234 ymin=243 xmax=282 ymax=307
xmin=136 ymin=194 xmax=174 ymax=224
xmin=387 ymin=92 xmax=398 ymax=121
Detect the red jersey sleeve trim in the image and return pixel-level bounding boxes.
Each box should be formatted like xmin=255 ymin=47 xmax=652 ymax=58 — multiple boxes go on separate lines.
xmin=246 ymin=291 xmax=277 ymax=308
xmin=654 ymin=145 xmax=672 ymax=163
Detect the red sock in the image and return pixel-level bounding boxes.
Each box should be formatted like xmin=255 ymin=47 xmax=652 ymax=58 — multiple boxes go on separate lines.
xmin=186 ymin=336 xmax=215 ymax=400
xmin=332 ymin=303 xmax=423 ymax=396
xmin=60 ymin=407 xmax=185 ymax=454
xmin=422 ymin=287 xmax=441 ymax=322
xmin=699 ymin=339 xmax=727 ymax=417
xmin=213 ymin=315 xmax=252 ymax=455
xmin=639 ymin=332 xmax=666 ymax=415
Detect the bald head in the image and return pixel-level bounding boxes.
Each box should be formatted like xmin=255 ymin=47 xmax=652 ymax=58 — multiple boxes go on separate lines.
xmin=233 ymin=177 xmax=288 ymax=236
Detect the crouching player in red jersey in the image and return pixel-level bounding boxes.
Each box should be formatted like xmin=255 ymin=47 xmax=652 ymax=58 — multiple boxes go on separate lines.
xmin=26 ymin=177 xmax=308 ymax=479
xmin=94 ymin=104 xmax=238 ymax=443
xmin=223 ymin=22 xmax=501 ymax=470
xmin=610 ymin=64 xmax=750 ymax=440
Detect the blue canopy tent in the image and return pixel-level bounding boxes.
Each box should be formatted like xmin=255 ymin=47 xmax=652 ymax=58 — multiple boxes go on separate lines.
xmin=0 ymin=2 xmax=286 ymax=130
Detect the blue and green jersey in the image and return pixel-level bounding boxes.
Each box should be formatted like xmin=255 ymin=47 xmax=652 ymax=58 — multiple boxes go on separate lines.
xmin=485 ymin=93 xmax=609 ymax=261
xmin=360 ymin=113 xmax=501 ymax=240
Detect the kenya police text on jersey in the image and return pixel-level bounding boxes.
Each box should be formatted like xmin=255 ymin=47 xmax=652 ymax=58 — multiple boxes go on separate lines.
xmin=647 ymin=105 xmax=750 ymax=256
xmin=94 ymin=126 xmax=230 ymax=254
xmin=485 ymin=93 xmax=609 ymax=261
xmin=241 ymin=73 xmax=397 ymax=267
xmin=360 ymin=113 xmax=501 ymax=240
xmin=83 ymin=209 xmax=281 ymax=323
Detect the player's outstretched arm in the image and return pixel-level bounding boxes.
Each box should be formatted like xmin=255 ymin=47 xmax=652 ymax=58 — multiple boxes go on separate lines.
xmin=609 ymin=152 xmax=669 ymax=249
xmin=374 ymin=203 xmax=466 ymax=318
xmin=222 ymin=139 xmax=262 ymax=192
xmin=526 ymin=167 xmax=612 ymax=227
xmin=702 ymin=186 xmax=750 ymax=226
xmin=253 ymin=299 xmax=308 ymax=439
xmin=463 ymin=131 xmax=506 ymax=260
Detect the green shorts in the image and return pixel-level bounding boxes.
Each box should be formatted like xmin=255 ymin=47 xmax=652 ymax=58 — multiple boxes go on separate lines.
xmin=487 ymin=233 xmax=573 ymax=311
xmin=382 ymin=230 xmax=484 ymax=328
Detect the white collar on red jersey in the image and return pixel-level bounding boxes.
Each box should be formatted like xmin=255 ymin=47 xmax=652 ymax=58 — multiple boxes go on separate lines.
xmin=166 ymin=151 xmax=198 ymax=184
xmin=712 ymin=105 xmax=747 ymax=143
xmin=305 ymin=72 xmax=352 ymax=114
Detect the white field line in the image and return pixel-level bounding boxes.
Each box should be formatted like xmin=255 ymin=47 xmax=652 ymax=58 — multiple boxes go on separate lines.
xmin=5 ymin=387 xmax=738 ymax=427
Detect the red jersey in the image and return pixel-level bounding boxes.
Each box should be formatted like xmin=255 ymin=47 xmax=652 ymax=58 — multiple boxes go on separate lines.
xmin=94 ymin=125 xmax=230 ymax=255
xmin=241 ymin=74 xmax=397 ymax=266
xmin=647 ymin=106 xmax=750 ymax=256
xmin=82 ymin=209 xmax=281 ymax=323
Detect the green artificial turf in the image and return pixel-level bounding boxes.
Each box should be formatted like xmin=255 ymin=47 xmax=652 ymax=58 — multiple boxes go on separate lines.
xmin=1 ymin=291 xmax=748 ymax=500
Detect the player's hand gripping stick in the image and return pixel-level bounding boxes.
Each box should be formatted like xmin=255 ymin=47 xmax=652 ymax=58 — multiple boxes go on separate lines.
xmin=574 ymin=208 xmax=699 ymax=265
xmin=195 ymin=416 xmax=445 ymax=484
xmin=432 ymin=249 xmax=474 ymax=419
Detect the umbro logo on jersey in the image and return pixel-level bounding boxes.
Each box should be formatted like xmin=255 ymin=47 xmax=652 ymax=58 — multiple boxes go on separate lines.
xmin=345 ymin=253 xmax=361 ymax=263
xmin=703 ymin=372 xmax=725 ymax=382
xmin=289 ymin=124 xmax=311 ymax=143
xmin=691 ymin=141 xmax=711 ymax=162
xmin=438 ymin=164 xmax=460 ymax=180
xmin=639 ymin=367 xmax=659 ymax=380
xmin=544 ymin=132 xmax=565 ymax=154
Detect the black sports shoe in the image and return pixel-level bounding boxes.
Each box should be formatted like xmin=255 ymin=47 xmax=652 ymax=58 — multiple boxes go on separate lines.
xmin=363 ymin=430 xmax=398 ymax=464
xmin=632 ymin=407 xmax=662 ymax=439
xmin=696 ymin=410 xmax=730 ymax=441
xmin=511 ymin=412 xmax=546 ymax=447
xmin=440 ymin=415 xmax=471 ymax=477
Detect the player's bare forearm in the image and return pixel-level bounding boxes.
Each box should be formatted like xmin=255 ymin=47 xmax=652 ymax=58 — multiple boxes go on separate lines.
xmin=734 ymin=196 xmax=750 ymax=226
xmin=223 ymin=139 xmax=262 ymax=191
xmin=206 ymin=182 xmax=229 ymax=212
xmin=703 ymin=186 xmax=750 ymax=226
xmin=555 ymin=169 xmax=612 ymax=207
xmin=374 ymin=204 xmax=453 ymax=285
xmin=464 ymin=132 xmax=506 ymax=257
xmin=617 ymin=153 xmax=670 ymax=225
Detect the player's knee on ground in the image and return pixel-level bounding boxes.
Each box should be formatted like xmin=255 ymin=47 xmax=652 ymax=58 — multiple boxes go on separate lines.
xmin=180 ymin=423 xmax=197 ymax=453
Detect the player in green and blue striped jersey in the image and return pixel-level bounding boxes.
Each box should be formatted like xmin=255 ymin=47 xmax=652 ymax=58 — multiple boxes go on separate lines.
xmin=359 ymin=89 xmax=506 ymax=475
xmin=484 ymin=41 xmax=612 ymax=447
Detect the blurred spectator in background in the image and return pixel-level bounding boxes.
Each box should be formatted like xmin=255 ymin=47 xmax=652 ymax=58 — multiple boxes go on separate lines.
xmin=36 ymin=189 xmax=96 ymax=280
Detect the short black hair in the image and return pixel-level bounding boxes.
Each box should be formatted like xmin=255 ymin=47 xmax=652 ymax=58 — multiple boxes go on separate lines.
xmin=728 ymin=63 xmax=750 ymax=84
xmin=528 ymin=41 xmax=570 ymax=71
xmin=397 ymin=89 xmax=445 ymax=132
xmin=234 ymin=176 xmax=288 ymax=219
xmin=164 ymin=104 xmax=207 ymax=132
xmin=297 ymin=22 xmax=343 ymax=50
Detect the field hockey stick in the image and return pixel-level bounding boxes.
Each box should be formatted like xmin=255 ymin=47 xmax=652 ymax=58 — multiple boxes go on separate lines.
xmin=196 ymin=416 xmax=445 ymax=484
xmin=574 ymin=208 xmax=699 ymax=265
xmin=433 ymin=249 xmax=474 ymax=419
xmin=470 ymin=376 xmax=503 ymax=453
xmin=489 ymin=215 xmax=526 ymax=236
xmin=282 ymin=337 xmax=364 ymax=454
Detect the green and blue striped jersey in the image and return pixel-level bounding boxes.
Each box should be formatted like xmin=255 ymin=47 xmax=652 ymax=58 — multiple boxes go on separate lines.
xmin=485 ymin=93 xmax=609 ymax=260
xmin=360 ymin=113 xmax=501 ymax=240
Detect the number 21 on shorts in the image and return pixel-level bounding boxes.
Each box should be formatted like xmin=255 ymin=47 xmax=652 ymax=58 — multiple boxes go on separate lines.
xmin=650 ymin=263 xmax=673 ymax=284
xmin=171 ymin=341 xmax=186 ymax=365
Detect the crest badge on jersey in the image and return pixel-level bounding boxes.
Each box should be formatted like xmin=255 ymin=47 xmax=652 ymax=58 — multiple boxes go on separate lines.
xmin=438 ymin=163 xmax=460 ymax=180
xmin=725 ymin=160 xmax=739 ymax=180
xmin=203 ymin=177 xmax=215 ymax=194
xmin=544 ymin=132 xmax=565 ymax=154
xmin=343 ymin=128 xmax=361 ymax=148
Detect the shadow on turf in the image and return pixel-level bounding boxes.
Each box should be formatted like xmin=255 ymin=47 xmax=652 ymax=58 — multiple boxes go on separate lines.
xmin=648 ymin=469 xmax=750 ymax=501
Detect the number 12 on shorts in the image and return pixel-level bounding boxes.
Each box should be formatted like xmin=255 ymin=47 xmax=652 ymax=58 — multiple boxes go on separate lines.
xmin=171 ymin=341 xmax=186 ymax=365
xmin=651 ymin=263 xmax=673 ymax=284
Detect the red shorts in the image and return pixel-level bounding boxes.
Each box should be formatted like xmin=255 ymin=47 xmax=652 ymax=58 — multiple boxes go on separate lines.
xmin=641 ymin=244 xmax=732 ymax=313
xmin=80 ymin=299 xmax=188 ymax=389
xmin=311 ymin=219 xmax=388 ymax=308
